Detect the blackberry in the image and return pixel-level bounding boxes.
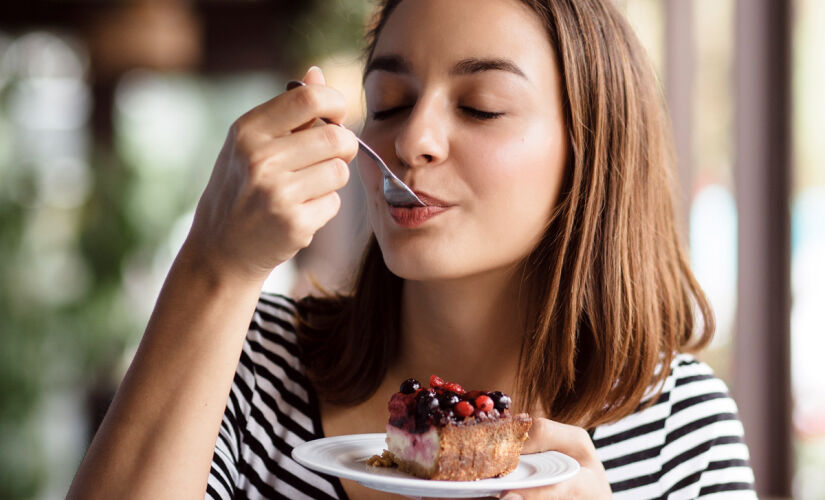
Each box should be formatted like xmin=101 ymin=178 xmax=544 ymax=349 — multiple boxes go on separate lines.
xmin=416 ymin=389 xmax=439 ymax=417
xmin=489 ymin=391 xmax=511 ymax=411
xmin=438 ymin=391 xmax=460 ymax=410
xmin=400 ymin=378 xmax=421 ymax=394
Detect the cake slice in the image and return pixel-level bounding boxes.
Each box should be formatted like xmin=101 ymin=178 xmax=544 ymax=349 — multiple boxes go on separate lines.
xmin=375 ymin=375 xmax=532 ymax=481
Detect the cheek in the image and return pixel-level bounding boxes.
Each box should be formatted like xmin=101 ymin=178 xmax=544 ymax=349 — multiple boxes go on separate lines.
xmin=468 ymin=123 xmax=566 ymax=212
xmin=357 ymin=153 xmax=383 ymax=204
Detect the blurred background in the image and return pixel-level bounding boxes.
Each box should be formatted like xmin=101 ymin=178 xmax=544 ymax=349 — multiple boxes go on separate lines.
xmin=0 ymin=0 xmax=821 ymax=498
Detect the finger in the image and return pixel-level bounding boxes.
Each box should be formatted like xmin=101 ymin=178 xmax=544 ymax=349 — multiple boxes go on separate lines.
xmin=501 ymin=486 xmax=563 ymax=500
xmin=521 ymin=418 xmax=595 ymax=462
xmin=237 ymin=80 xmax=349 ymax=139
xmin=299 ymin=190 xmax=342 ymax=230
xmin=303 ymin=65 xmax=326 ymax=86
xmin=289 ymin=66 xmax=327 ymax=132
xmin=254 ymin=124 xmax=358 ymax=172
xmin=288 ymin=158 xmax=350 ymax=203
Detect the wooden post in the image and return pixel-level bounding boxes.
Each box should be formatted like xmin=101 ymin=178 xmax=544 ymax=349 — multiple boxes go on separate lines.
xmin=733 ymin=0 xmax=793 ymax=496
xmin=665 ymin=0 xmax=694 ymax=239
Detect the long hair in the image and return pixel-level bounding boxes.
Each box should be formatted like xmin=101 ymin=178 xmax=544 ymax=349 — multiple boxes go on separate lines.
xmin=296 ymin=0 xmax=714 ymax=428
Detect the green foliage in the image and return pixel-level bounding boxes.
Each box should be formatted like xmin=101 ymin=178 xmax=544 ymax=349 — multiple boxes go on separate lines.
xmin=289 ymin=0 xmax=374 ymax=65
xmin=0 ymin=5 xmax=374 ymax=497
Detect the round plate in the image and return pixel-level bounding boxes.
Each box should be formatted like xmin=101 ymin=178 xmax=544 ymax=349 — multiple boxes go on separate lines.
xmin=291 ymin=433 xmax=579 ymax=498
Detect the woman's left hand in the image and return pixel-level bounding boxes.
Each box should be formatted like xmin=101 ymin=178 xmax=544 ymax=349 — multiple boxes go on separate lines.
xmin=501 ymin=418 xmax=613 ymax=499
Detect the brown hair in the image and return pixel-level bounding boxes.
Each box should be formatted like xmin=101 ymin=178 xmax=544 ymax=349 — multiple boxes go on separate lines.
xmin=296 ymin=0 xmax=714 ymax=428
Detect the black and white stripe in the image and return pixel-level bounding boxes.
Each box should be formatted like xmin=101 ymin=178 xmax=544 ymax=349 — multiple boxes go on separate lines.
xmin=207 ymin=294 xmax=756 ymax=499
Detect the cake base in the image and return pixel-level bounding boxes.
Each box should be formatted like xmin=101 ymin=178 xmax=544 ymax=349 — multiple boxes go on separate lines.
xmin=385 ymin=413 xmax=532 ymax=481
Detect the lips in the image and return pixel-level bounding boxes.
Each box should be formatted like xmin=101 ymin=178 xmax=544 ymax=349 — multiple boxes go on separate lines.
xmin=388 ymin=191 xmax=452 ymax=228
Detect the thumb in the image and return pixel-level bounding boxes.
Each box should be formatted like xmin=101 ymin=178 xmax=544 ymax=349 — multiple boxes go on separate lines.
xmin=303 ymin=65 xmax=326 ymax=86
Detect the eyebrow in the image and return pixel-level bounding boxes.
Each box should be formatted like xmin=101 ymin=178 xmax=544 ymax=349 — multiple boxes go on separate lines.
xmin=364 ymin=55 xmax=527 ymax=80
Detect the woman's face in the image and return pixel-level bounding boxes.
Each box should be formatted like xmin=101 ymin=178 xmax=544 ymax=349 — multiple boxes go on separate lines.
xmin=359 ymin=0 xmax=567 ymax=281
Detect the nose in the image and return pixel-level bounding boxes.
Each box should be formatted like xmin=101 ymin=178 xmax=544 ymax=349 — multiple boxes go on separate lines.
xmin=393 ymin=97 xmax=448 ymax=170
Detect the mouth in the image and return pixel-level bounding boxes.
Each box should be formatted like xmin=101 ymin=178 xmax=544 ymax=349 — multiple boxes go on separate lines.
xmin=387 ymin=191 xmax=453 ymax=228
xmin=390 ymin=191 xmax=451 ymax=208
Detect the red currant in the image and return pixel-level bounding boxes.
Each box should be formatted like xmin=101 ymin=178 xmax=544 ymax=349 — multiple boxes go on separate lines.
xmin=429 ymin=375 xmax=445 ymax=388
xmin=455 ymin=401 xmax=474 ymax=417
xmin=475 ymin=395 xmax=494 ymax=413
xmin=443 ymin=382 xmax=466 ymax=395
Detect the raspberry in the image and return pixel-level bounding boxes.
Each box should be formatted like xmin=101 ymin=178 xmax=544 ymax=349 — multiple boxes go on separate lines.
xmin=455 ymin=401 xmax=474 ymax=417
xmin=443 ymin=382 xmax=466 ymax=395
xmin=429 ymin=375 xmax=445 ymax=388
xmin=475 ymin=395 xmax=494 ymax=413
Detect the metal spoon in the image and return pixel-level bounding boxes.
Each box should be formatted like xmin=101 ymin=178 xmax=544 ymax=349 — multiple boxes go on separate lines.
xmin=285 ymin=80 xmax=426 ymax=207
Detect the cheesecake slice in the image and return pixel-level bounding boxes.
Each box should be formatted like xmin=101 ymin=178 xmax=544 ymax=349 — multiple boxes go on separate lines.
xmin=375 ymin=375 xmax=532 ymax=481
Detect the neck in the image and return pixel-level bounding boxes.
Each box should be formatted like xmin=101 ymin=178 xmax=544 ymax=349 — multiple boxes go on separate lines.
xmin=391 ymin=265 xmax=527 ymax=395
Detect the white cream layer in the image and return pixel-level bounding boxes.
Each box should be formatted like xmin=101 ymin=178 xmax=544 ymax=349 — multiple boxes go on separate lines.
xmin=385 ymin=425 xmax=441 ymax=470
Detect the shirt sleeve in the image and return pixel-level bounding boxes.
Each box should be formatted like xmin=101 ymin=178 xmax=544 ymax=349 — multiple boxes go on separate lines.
xmin=661 ymin=357 xmax=757 ymax=499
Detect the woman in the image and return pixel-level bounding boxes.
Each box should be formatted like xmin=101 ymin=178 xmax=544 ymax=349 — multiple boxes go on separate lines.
xmin=69 ymin=0 xmax=757 ymax=498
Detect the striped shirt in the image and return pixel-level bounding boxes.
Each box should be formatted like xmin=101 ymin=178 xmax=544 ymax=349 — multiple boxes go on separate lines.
xmin=206 ymin=293 xmax=756 ymax=499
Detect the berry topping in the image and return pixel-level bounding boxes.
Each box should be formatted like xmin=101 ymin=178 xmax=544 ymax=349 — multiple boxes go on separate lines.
xmin=455 ymin=401 xmax=474 ymax=418
xmin=489 ymin=391 xmax=512 ymax=411
xmin=475 ymin=395 xmax=494 ymax=413
xmin=443 ymin=382 xmax=466 ymax=395
xmin=416 ymin=389 xmax=439 ymax=417
xmin=438 ymin=392 xmax=460 ymax=409
xmin=429 ymin=375 xmax=445 ymax=388
xmin=400 ymin=378 xmax=421 ymax=394
xmin=466 ymin=390 xmax=484 ymax=400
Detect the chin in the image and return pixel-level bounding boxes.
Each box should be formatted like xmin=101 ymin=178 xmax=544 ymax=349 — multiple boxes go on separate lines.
xmin=382 ymin=251 xmax=468 ymax=282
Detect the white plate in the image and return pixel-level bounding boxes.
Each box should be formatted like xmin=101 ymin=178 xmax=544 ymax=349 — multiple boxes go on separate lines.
xmin=291 ymin=433 xmax=579 ymax=498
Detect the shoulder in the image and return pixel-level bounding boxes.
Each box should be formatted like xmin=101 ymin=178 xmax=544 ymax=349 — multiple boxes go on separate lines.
xmin=216 ymin=294 xmax=346 ymax=499
xmin=242 ymin=293 xmax=312 ymax=396
xmin=592 ymin=353 xmax=755 ymax=498
xmin=664 ymin=353 xmax=741 ymax=428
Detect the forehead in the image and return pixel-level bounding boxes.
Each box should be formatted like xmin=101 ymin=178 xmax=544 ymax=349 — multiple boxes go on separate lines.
xmin=372 ymin=0 xmax=556 ymax=81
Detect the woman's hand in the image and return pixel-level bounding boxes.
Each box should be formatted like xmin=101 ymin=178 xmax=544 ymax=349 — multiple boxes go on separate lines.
xmin=501 ymin=418 xmax=613 ymax=499
xmin=184 ymin=66 xmax=358 ymax=284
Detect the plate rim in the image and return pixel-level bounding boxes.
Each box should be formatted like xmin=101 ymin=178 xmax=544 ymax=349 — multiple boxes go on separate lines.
xmin=291 ymin=432 xmax=580 ymax=493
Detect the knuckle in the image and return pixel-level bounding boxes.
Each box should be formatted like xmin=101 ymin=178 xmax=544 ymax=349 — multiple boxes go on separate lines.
xmin=267 ymin=184 xmax=291 ymax=212
xmin=231 ymin=114 xmax=252 ymax=140
xmin=295 ymin=85 xmax=320 ymax=111
xmin=328 ymin=191 xmax=342 ymax=213
xmin=332 ymin=159 xmax=350 ymax=185
xmin=534 ymin=417 xmax=551 ymax=434
xmin=575 ymin=427 xmax=594 ymax=448
xmin=293 ymin=211 xmax=317 ymax=242
xmin=344 ymin=129 xmax=359 ymax=158
xmin=246 ymin=149 xmax=270 ymax=174
xmin=321 ymin=124 xmax=344 ymax=150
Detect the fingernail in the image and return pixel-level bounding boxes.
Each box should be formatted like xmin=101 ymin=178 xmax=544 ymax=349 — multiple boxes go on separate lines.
xmin=501 ymin=494 xmax=523 ymax=500
xmin=304 ymin=65 xmax=326 ymax=84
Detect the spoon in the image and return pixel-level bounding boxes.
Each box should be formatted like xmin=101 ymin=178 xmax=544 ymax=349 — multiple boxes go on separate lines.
xmin=286 ymin=80 xmax=426 ymax=207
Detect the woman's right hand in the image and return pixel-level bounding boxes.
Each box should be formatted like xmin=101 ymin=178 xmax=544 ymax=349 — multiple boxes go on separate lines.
xmin=184 ymin=66 xmax=358 ymax=284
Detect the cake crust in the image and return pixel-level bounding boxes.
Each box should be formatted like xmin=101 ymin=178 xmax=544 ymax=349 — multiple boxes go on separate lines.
xmin=402 ymin=413 xmax=532 ymax=480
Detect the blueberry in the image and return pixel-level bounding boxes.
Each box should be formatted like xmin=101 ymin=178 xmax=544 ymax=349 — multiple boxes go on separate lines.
xmin=416 ymin=389 xmax=439 ymax=417
xmin=438 ymin=391 xmax=460 ymax=410
xmin=400 ymin=378 xmax=421 ymax=394
xmin=489 ymin=391 xmax=511 ymax=411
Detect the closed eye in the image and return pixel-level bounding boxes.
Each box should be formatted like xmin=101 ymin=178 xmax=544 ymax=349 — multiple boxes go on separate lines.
xmin=371 ymin=105 xmax=505 ymax=121
xmin=460 ymin=107 xmax=505 ymax=120
xmin=371 ymin=106 xmax=411 ymax=121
